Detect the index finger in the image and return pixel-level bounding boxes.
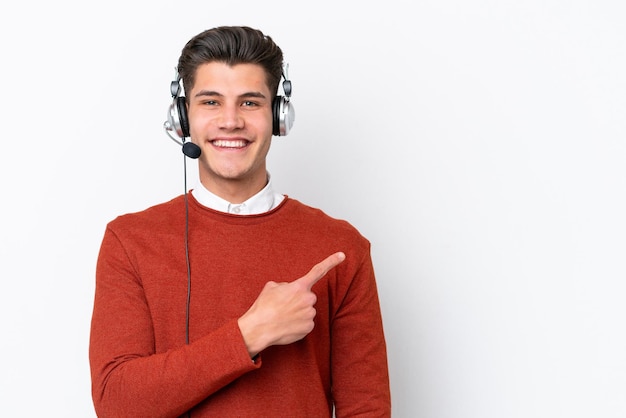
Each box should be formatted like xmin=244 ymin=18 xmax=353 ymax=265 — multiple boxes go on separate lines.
xmin=296 ymin=252 xmax=345 ymax=290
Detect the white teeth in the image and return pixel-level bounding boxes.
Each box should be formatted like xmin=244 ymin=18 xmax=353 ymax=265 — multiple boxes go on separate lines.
xmin=212 ymin=139 xmax=248 ymax=148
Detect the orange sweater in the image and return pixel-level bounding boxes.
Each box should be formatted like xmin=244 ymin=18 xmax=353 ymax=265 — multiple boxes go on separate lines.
xmin=89 ymin=195 xmax=390 ymax=417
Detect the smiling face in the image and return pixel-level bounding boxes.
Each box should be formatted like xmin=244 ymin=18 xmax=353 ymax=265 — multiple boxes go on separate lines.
xmin=187 ymin=61 xmax=275 ymax=203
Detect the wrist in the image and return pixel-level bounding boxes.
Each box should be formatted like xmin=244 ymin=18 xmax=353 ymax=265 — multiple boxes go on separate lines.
xmin=237 ymin=315 xmax=267 ymax=358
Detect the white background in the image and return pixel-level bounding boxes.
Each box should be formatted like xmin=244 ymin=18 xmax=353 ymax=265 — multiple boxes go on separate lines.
xmin=1 ymin=1 xmax=625 ymax=417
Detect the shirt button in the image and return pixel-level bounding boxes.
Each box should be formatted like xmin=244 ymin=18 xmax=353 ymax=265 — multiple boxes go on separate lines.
xmin=232 ymin=206 xmax=241 ymax=214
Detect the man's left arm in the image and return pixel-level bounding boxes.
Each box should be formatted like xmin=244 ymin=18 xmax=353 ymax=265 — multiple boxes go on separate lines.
xmin=330 ymin=248 xmax=391 ymax=417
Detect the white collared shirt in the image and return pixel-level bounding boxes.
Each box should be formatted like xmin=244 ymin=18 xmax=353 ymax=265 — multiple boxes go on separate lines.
xmin=191 ymin=173 xmax=285 ymax=215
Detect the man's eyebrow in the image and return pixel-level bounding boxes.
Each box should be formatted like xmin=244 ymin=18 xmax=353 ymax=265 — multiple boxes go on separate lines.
xmin=193 ymin=90 xmax=268 ymax=99
xmin=194 ymin=90 xmax=221 ymax=98
xmin=240 ymin=92 xmax=267 ymax=99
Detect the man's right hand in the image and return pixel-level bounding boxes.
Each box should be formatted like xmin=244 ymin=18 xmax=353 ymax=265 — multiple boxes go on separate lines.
xmin=237 ymin=252 xmax=346 ymax=358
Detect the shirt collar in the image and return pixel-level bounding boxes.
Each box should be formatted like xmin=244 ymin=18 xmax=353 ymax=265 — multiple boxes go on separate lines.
xmin=191 ymin=173 xmax=285 ymax=215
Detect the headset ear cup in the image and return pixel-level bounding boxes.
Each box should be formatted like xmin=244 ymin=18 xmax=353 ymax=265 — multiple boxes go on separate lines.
xmin=176 ymin=97 xmax=190 ymax=138
xmin=272 ymin=96 xmax=282 ymax=136
xmin=272 ymin=95 xmax=295 ymax=136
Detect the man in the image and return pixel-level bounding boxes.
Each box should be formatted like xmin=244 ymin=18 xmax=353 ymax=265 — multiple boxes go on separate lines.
xmin=89 ymin=26 xmax=391 ymax=417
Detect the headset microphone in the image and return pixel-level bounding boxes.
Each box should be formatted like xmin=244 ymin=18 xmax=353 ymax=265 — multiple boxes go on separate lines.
xmin=182 ymin=142 xmax=201 ymax=159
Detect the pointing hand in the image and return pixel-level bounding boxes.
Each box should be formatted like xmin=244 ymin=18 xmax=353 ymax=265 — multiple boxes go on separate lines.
xmin=238 ymin=252 xmax=346 ymax=357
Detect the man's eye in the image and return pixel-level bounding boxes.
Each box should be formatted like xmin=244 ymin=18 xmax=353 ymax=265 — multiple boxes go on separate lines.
xmin=242 ymin=101 xmax=257 ymax=107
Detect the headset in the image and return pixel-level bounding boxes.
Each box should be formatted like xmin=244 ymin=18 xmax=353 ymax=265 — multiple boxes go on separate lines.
xmin=164 ymin=63 xmax=295 ymax=158
xmin=162 ymin=63 xmax=296 ymax=362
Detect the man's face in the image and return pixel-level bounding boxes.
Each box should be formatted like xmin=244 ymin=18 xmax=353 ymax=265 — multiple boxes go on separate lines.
xmin=187 ymin=62 xmax=274 ymax=196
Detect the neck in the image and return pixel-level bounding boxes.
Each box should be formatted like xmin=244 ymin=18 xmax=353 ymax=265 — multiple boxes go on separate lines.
xmin=199 ymin=174 xmax=268 ymax=204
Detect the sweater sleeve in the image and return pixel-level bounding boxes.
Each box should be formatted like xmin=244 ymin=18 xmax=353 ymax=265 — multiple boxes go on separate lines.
xmin=89 ymin=226 xmax=260 ymax=418
xmin=331 ymin=246 xmax=392 ymax=417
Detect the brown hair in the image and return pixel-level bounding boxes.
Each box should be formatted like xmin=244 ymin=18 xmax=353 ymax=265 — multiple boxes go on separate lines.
xmin=177 ymin=26 xmax=284 ymax=102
